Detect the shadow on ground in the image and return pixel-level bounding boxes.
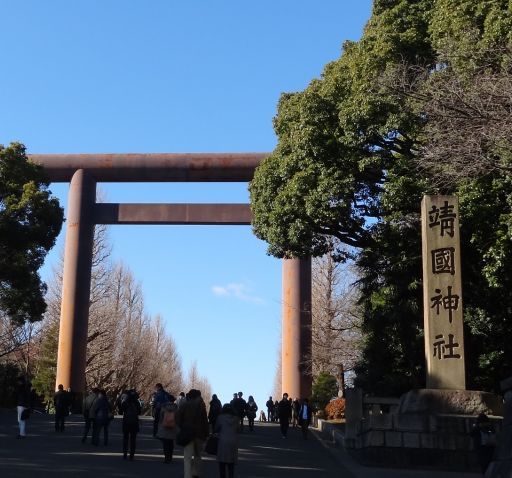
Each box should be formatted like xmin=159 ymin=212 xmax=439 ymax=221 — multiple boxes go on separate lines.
xmin=0 ymin=410 xmax=349 ymax=478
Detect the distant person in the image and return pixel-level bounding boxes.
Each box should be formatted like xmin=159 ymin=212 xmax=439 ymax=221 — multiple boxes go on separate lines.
xmin=470 ymin=412 xmax=496 ymax=473
xmin=120 ymin=389 xmax=141 ymax=460
xmin=277 ymin=393 xmax=292 ymax=438
xmin=92 ymin=390 xmax=112 ymax=446
xmin=176 ymin=391 xmax=186 ymax=409
xmin=259 ymin=410 xmax=267 ymax=422
xmin=151 ymin=383 xmax=171 ymax=437
xmin=16 ymin=376 xmax=31 ymax=439
xmin=231 ymin=392 xmax=247 ymax=431
xmin=273 ymin=400 xmax=279 ymax=422
xmin=246 ymin=396 xmax=258 ymax=432
xmin=54 ymin=384 xmax=70 ymax=432
xmin=157 ymin=394 xmax=178 ymax=463
xmin=66 ymin=387 xmax=75 ymax=413
xmin=288 ymin=397 xmax=293 ymax=424
xmin=292 ymin=398 xmax=301 ymax=428
xmin=177 ymin=389 xmax=209 ymax=478
xmin=266 ymin=396 xmax=275 ymax=423
xmin=298 ymin=398 xmax=313 ymax=439
xmin=82 ymin=387 xmax=99 ymax=443
xmin=208 ymin=394 xmax=222 ymax=432
xmin=215 ymin=404 xmax=239 ymax=478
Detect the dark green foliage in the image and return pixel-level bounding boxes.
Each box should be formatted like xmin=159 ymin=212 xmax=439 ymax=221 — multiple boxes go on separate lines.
xmin=311 ymin=372 xmax=339 ymax=411
xmin=0 ymin=143 xmax=64 ymax=325
xmin=32 ymin=320 xmax=59 ymax=407
xmin=251 ymin=1 xmax=512 ymax=395
xmin=0 ymin=362 xmax=24 ymax=407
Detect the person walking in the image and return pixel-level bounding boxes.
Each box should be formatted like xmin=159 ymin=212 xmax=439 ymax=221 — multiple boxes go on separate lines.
xmin=266 ymin=396 xmax=275 ymax=423
xmin=273 ymin=400 xmax=279 ymax=422
xmin=119 ymin=389 xmax=141 ymax=460
xmin=92 ymin=390 xmax=112 ymax=446
xmin=15 ymin=376 xmax=31 ymax=439
xmin=277 ymin=393 xmax=292 ymax=438
xmin=208 ymin=394 xmax=222 ymax=432
xmin=231 ymin=392 xmax=247 ymax=431
xmin=82 ymin=387 xmax=98 ymax=443
xmin=215 ymin=404 xmax=239 ymax=478
xmin=176 ymin=391 xmax=186 ymax=409
xmin=54 ymin=384 xmax=69 ymax=432
xmin=177 ymin=389 xmax=209 ymax=478
xmin=246 ymin=396 xmax=258 ymax=432
xmin=150 ymin=383 xmax=170 ymax=437
xmin=157 ymin=395 xmax=178 ymax=463
xmin=292 ymin=398 xmax=301 ymax=428
xmin=298 ymin=398 xmax=313 ymax=439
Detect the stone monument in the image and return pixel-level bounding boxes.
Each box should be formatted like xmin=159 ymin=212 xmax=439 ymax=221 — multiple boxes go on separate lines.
xmin=421 ymin=195 xmax=465 ymax=390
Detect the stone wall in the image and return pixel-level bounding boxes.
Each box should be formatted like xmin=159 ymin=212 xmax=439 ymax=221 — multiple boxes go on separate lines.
xmin=346 ymin=412 xmax=502 ymax=470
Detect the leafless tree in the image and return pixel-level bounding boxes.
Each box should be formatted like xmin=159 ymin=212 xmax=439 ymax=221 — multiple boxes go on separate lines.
xmin=311 ymin=244 xmax=362 ymax=386
xmin=185 ymin=360 xmax=212 ymax=405
xmin=380 ymin=48 xmax=512 ymax=186
xmin=35 ymin=220 xmax=184 ymax=405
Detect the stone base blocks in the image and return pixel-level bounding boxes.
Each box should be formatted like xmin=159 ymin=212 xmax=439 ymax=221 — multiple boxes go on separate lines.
xmin=345 ymin=388 xmax=503 ymax=471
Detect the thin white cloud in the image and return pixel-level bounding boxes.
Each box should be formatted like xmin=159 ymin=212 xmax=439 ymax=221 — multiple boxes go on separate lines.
xmin=211 ymin=282 xmax=264 ymax=304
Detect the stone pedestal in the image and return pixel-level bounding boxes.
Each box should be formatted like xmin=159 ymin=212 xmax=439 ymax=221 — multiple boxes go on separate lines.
xmin=345 ymin=389 xmax=504 ymax=471
xmin=399 ymin=389 xmax=503 ymax=416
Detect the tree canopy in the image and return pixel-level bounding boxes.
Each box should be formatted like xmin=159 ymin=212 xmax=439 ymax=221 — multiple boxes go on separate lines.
xmin=250 ymin=0 xmax=512 ymax=394
xmin=0 ymin=143 xmax=63 ymax=326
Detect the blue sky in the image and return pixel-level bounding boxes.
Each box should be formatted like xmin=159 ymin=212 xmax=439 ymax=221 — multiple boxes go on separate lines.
xmin=0 ymin=1 xmax=372 ymax=406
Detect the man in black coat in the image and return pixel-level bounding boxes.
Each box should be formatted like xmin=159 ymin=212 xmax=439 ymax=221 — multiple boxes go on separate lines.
xmin=54 ymin=384 xmax=70 ymax=432
xmin=277 ymin=393 xmax=292 ymax=438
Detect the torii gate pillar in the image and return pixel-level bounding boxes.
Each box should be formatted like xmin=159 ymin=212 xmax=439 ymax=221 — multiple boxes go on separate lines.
xmin=55 ymin=170 xmax=96 ymax=393
xmin=282 ymin=258 xmax=312 ymax=399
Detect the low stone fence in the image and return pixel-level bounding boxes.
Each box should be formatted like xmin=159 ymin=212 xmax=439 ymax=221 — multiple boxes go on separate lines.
xmin=342 ymin=390 xmax=504 ymax=471
xmin=349 ymin=412 xmax=502 ymax=470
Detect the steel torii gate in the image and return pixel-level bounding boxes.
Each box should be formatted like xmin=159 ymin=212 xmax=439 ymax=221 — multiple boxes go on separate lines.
xmin=32 ymin=153 xmax=312 ymax=399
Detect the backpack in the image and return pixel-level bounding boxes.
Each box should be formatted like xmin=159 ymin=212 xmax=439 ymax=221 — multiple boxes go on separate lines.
xmin=123 ymin=399 xmax=139 ymax=425
xmin=162 ymin=409 xmax=176 ymax=429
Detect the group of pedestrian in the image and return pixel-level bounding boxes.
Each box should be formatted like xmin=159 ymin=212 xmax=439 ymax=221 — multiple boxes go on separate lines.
xmin=228 ymin=391 xmax=258 ymax=432
xmin=82 ymin=388 xmax=113 ymax=446
xmin=265 ymin=393 xmax=312 ymax=439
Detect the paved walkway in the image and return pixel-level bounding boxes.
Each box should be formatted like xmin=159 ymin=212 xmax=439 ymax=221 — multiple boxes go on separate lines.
xmin=0 ymin=410 xmax=480 ymax=477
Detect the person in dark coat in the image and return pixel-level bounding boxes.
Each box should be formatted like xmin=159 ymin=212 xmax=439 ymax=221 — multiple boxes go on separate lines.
xmin=246 ymin=396 xmax=258 ymax=432
xmin=92 ymin=390 xmax=112 ymax=446
xmin=277 ymin=393 xmax=292 ymax=438
xmin=208 ymin=394 xmax=222 ymax=432
xmin=266 ymin=396 xmax=275 ymax=423
xmin=177 ymin=389 xmax=209 ymax=478
xmin=292 ymin=398 xmax=301 ymax=428
xmin=230 ymin=392 xmax=247 ymax=431
xmin=215 ymin=404 xmax=239 ymax=478
xmin=16 ymin=376 xmax=31 ymax=438
xmin=82 ymin=387 xmax=99 ymax=443
xmin=54 ymin=384 xmax=69 ymax=432
xmin=470 ymin=412 xmax=496 ymax=473
xmin=273 ymin=400 xmax=279 ymax=422
xmin=150 ymin=383 xmax=170 ymax=437
xmin=298 ymin=398 xmax=313 ymax=439
xmin=119 ymin=389 xmax=141 ymax=460
xmin=157 ymin=395 xmax=178 ymax=463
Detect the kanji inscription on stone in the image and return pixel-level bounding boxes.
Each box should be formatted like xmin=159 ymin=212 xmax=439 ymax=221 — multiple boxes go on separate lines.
xmin=422 ymin=195 xmax=466 ymax=390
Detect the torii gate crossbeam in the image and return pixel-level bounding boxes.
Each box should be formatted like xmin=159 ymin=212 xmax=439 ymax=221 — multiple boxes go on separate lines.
xmin=32 ymin=153 xmax=312 ymax=400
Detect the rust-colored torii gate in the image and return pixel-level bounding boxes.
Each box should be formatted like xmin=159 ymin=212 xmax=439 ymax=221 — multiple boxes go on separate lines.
xmin=31 ymin=153 xmax=312 ymax=399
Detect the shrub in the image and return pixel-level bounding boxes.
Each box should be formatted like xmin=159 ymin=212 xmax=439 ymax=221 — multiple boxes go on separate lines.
xmin=325 ymin=397 xmax=345 ymax=419
xmin=311 ymin=372 xmax=338 ymax=411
